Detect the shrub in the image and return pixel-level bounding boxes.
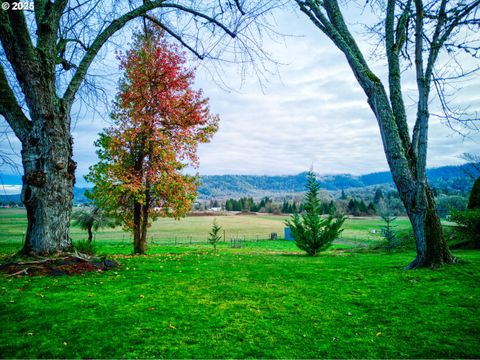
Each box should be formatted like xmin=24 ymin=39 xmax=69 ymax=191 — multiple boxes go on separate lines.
xmin=450 ymin=209 xmax=480 ymax=248
xmin=74 ymin=240 xmax=96 ymax=255
xmin=436 ymin=195 xmax=467 ymax=218
xmin=285 ymin=171 xmax=345 ymax=256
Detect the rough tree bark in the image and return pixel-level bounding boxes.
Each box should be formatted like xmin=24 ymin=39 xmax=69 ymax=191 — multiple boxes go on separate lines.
xmin=295 ymin=0 xmax=479 ymax=267
xmin=21 ymin=110 xmax=76 ymax=254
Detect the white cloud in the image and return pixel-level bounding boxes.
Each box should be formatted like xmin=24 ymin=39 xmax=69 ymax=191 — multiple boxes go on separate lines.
xmin=0 ymin=185 xmax=22 ymax=195
xmin=1 ymin=5 xmax=479 ymax=185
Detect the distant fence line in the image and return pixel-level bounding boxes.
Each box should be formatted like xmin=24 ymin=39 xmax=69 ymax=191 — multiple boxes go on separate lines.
xmin=111 ymin=232 xmax=283 ymax=246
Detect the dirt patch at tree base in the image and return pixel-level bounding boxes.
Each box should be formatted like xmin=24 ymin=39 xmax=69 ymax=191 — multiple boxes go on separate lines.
xmin=0 ymin=254 xmax=119 ymax=276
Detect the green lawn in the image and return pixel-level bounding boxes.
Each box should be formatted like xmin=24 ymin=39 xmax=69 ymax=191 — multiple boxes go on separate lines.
xmin=0 ymin=209 xmax=479 ymax=358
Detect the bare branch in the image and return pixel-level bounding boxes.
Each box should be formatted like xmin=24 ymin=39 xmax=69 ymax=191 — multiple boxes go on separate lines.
xmin=0 ymin=64 xmax=32 ymax=142
xmin=144 ymin=15 xmax=204 ymax=60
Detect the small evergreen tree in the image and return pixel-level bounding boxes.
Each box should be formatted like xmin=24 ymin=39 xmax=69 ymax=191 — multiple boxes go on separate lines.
xmin=285 ymin=172 xmax=345 ymax=256
xmin=367 ymin=202 xmax=376 ymax=215
xmin=358 ymin=200 xmax=368 ymax=214
xmin=328 ymin=200 xmax=336 ymax=215
xmin=208 ymin=219 xmax=222 ymax=251
xmin=374 ymin=188 xmax=384 ymax=205
xmin=381 ymin=212 xmax=399 ymax=251
xmin=291 ymin=202 xmax=298 ymax=213
xmin=347 ymin=199 xmax=356 ymax=214
xmin=451 ymin=177 xmax=480 ymax=248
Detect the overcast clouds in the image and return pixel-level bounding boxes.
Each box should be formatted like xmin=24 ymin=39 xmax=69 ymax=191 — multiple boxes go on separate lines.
xmin=1 ymin=5 xmax=479 ymax=189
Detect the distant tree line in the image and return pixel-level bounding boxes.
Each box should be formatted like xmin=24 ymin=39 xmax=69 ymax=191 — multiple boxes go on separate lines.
xmin=224 ymin=197 xmax=273 ymax=212
xmin=222 ymin=194 xmax=377 ymax=216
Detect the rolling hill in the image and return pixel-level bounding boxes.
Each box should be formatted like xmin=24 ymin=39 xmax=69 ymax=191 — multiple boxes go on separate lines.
xmin=1 ymin=162 xmax=477 ymax=203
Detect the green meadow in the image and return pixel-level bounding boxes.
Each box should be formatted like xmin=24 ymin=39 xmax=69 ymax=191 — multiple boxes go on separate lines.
xmin=1 ymin=209 xmax=479 ymax=358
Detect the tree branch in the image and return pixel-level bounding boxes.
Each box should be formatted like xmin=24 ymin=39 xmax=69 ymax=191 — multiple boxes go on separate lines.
xmin=386 ymin=0 xmax=412 ymax=155
xmin=63 ymin=0 xmax=241 ymax=106
xmin=144 ymin=15 xmax=204 ymax=60
xmin=0 ymin=64 xmax=32 ymax=142
xmin=0 ymin=7 xmax=39 ymax=111
xmin=160 ymin=2 xmax=237 ymax=38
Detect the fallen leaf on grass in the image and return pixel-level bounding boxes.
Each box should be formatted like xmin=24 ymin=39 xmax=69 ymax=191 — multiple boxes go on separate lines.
xmin=376 ymin=332 xmax=382 ymax=336
xmin=169 ymin=324 xmax=177 ymax=329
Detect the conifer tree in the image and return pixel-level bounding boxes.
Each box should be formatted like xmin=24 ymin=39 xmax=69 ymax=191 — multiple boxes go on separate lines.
xmin=208 ymin=219 xmax=222 ymax=251
xmin=285 ymin=172 xmax=345 ymax=256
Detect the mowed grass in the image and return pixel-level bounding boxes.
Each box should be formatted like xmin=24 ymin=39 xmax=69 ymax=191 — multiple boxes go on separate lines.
xmin=1 ymin=209 xmax=479 ymax=358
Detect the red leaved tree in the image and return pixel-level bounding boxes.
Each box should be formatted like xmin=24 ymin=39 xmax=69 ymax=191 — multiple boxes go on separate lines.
xmin=86 ymin=28 xmax=218 ymax=254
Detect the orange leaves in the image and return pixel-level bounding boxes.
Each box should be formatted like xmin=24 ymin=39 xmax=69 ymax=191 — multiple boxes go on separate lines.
xmin=87 ymin=27 xmax=218 ymax=235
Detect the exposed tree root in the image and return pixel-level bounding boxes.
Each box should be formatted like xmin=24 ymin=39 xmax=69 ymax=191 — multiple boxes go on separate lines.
xmin=404 ymin=254 xmax=458 ymax=270
xmin=0 ymin=252 xmax=118 ymax=276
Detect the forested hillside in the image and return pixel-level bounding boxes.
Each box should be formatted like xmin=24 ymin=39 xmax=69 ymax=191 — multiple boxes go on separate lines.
xmin=1 ymin=162 xmax=478 ymax=204
xmin=198 ymin=163 xmax=479 ymax=198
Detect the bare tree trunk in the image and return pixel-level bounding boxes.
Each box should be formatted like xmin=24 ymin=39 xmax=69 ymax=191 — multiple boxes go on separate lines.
xmin=133 ymin=201 xmax=142 ymax=254
xmin=20 ymin=112 xmax=75 ymax=255
xmin=87 ymin=225 xmax=93 ymax=244
xmin=139 ymin=206 xmax=148 ymax=254
xmin=139 ymin=188 xmax=151 ymax=254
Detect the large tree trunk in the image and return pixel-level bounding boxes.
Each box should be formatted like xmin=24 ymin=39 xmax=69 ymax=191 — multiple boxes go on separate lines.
xmin=365 ymin=84 xmax=454 ymax=268
xmin=402 ymin=183 xmax=455 ymax=268
xmin=20 ymin=112 xmax=76 ymax=255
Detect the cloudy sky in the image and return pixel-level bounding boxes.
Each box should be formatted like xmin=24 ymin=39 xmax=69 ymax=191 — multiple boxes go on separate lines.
xmin=1 ymin=4 xmax=479 ymax=190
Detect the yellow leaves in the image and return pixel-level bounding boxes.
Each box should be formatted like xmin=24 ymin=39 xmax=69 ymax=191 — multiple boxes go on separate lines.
xmin=139 ymin=294 xmax=145 ymax=298
xmin=376 ymin=332 xmax=382 ymax=337
xmin=169 ymin=324 xmax=177 ymax=329
xmin=63 ymin=342 xmax=68 ymax=346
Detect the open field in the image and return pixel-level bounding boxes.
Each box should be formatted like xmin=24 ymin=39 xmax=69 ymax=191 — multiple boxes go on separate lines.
xmin=0 ymin=209 xmax=413 ymax=252
xmin=1 ymin=209 xmax=479 ymax=358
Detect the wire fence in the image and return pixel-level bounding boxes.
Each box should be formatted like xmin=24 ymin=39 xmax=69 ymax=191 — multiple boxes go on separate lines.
xmin=111 ymin=232 xmax=284 ymax=247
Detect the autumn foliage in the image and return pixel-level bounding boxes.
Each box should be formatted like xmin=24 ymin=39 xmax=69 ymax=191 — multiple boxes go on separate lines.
xmin=86 ymin=28 xmax=218 ymax=254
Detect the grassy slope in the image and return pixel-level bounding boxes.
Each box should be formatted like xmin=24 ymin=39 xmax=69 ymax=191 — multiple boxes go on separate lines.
xmin=0 ymin=209 xmax=479 ymax=358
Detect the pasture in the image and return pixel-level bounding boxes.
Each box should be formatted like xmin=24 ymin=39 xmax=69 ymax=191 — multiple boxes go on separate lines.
xmin=0 ymin=209 xmax=479 ymax=358
xmin=1 ymin=209 xmax=413 ymax=252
